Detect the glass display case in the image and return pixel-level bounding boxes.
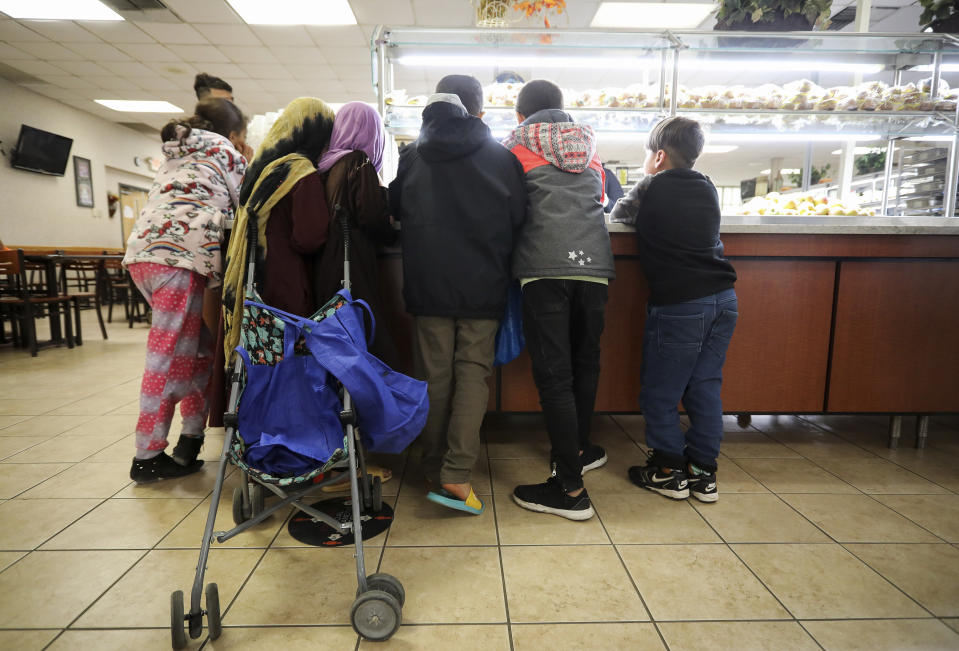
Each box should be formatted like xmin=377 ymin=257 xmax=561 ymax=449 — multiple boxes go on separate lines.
xmin=371 ymin=27 xmax=959 ymax=218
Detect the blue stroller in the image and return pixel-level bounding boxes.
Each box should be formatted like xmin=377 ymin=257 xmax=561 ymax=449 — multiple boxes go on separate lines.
xmin=169 ymin=211 xmax=426 ymax=647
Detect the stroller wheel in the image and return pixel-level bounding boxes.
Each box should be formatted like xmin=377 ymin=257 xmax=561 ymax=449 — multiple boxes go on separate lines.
xmin=360 ymin=573 xmax=405 ymax=607
xmin=232 ymin=486 xmax=250 ymax=525
xmin=351 ymin=590 xmax=401 ymax=641
xmin=170 ymin=590 xmax=187 ymax=649
xmin=205 ymin=582 xmax=222 ymax=640
xmin=250 ymin=484 xmax=266 ymax=519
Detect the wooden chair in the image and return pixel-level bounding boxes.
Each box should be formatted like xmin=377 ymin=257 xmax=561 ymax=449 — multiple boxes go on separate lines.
xmin=59 ymin=259 xmax=108 ymax=343
xmin=102 ymin=258 xmax=147 ymax=327
xmin=0 ymin=249 xmax=74 ymax=356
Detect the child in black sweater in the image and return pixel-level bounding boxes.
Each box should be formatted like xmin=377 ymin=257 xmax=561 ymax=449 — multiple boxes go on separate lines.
xmin=610 ymin=117 xmax=737 ymax=503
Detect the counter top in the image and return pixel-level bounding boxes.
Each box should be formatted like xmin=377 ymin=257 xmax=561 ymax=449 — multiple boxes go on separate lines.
xmin=607 ymin=216 xmax=959 ymax=235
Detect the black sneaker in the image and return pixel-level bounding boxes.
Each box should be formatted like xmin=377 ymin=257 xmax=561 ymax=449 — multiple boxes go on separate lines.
xmin=171 ymin=434 xmax=204 ymax=466
xmin=513 ymin=476 xmax=595 ymax=521
xmin=580 ymin=443 xmax=608 ymax=475
xmin=628 ymin=463 xmax=689 ymax=500
xmin=130 ymin=452 xmax=203 ymax=483
xmin=687 ymin=468 xmax=718 ymax=503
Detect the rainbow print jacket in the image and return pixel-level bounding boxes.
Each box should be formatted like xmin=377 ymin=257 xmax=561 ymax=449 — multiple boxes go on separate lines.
xmin=123 ymin=126 xmax=247 ymax=287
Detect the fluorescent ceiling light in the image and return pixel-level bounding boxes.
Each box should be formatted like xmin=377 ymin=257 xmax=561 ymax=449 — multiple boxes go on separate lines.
xmin=396 ymin=54 xmax=655 ymax=70
xmin=914 ymin=64 xmax=959 ymax=72
xmin=0 ymin=0 xmax=122 ymax=20
xmin=96 ymin=100 xmax=183 ymax=113
xmin=761 ymin=168 xmax=801 ymax=175
xmin=226 ymin=0 xmax=356 ymax=25
xmin=688 ymin=59 xmax=884 ymax=74
xmin=831 ymin=147 xmax=884 ymax=155
xmin=703 ymin=145 xmax=738 ymax=154
xmin=709 ymin=133 xmax=881 ymax=143
xmin=591 ymin=2 xmax=715 ymax=29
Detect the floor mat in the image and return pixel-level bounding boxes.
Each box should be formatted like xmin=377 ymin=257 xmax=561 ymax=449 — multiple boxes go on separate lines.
xmin=287 ymin=497 xmax=394 ymax=547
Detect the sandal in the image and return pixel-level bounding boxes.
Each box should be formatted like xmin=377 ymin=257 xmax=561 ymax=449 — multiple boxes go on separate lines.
xmin=426 ymin=487 xmax=485 ymax=515
xmin=320 ymin=463 xmax=393 ymax=493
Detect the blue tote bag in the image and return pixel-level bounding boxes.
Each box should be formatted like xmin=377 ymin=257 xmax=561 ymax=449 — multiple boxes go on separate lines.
xmin=236 ymin=314 xmax=345 ymax=477
xmin=494 ymin=281 xmax=525 ymax=366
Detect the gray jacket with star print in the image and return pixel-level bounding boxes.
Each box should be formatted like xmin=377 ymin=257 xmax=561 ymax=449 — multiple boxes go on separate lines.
xmin=506 ymin=109 xmax=615 ymax=282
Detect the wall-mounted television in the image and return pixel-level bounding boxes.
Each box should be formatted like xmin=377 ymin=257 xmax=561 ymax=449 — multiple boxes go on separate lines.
xmin=11 ymin=125 xmax=74 ymax=176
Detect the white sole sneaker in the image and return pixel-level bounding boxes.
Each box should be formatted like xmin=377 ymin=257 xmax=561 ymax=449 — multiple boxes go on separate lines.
xmin=690 ymin=489 xmax=719 ymax=503
xmin=644 ymin=485 xmax=690 ymax=500
xmin=581 ymin=453 xmax=608 ymax=475
xmin=512 ymin=494 xmax=596 ymax=521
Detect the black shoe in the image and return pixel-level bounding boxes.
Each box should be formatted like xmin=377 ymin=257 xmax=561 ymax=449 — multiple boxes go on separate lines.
xmin=628 ymin=462 xmax=689 ymax=500
xmin=171 ymin=434 xmax=204 ymax=466
xmin=580 ymin=444 xmax=608 ymax=475
xmin=687 ymin=467 xmax=718 ymax=503
xmin=513 ymin=476 xmax=595 ymax=521
xmin=130 ymin=452 xmax=203 ymax=483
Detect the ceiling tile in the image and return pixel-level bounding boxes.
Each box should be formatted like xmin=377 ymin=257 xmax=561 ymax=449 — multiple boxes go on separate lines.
xmin=141 ymin=76 xmax=181 ymax=91
xmin=145 ymin=61 xmax=197 ymax=78
xmin=160 ymin=0 xmax=243 ymax=23
xmin=116 ymin=43 xmax=182 ymax=62
xmin=343 ymin=78 xmax=376 ymax=93
xmin=307 ymin=24 xmax=367 ymax=47
xmin=0 ymin=42 xmax=35 ymax=59
xmin=284 ymin=63 xmax=339 ymax=80
xmin=252 ymin=26 xmax=313 ymax=47
xmin=19 ymin=82 xmax=84 ymax=102
xmin=229 ymin=78 xmax=266 ymax=93
xmin=218 ymin=45 xmax=278 ymax=64
xmin=0 ymin=20 xmax=49 ymax=41
xmin=173 ymin=44 xmax=231 ymax=63
xmin=47 ymin=60 xmax=114 ymax=76
xmin=98 ymin=61 xmax=156 ymax=77
xmin=321 ymin=45 xmax=370 ymax=64
xmin=81 ymin=21 xmax=155 ymax=43
xmin=269 ymin=46 xmax=326 ymax=64
xmin=5 ymin=59 xmax=67 ymax=76
xmin=350 ymin=0 xmax=415 ymax=25
xmin=65 ymin=42 xmax=131 ymax=61
xmin=410 ymin=0 xmax=474 ymax=27
xmin=193 ymin=23 xmax=258 ymax=45
xmin=35 ymin=74 xmax=98 ymax=90
xmin=8 ymin=41 xmax=76 ymax=58
xmin=134 ymin=22 xmax=209 ymax=44
xmin=257 ymin=78 xmax=306 ymax=92
xmin=333 ymin=63 xmax=372 ymax=81
xmin=240 ymin=62 xmax=291 ymax=79
xmin=85 ymin=75 xmax=144 ymax=91
xmin=196 ymin=62 xmax=249 ymax=79
xmin=19 ymin=20 xmax=103 ymax=42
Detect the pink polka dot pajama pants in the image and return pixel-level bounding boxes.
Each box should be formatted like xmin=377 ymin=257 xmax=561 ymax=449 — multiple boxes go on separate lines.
xmin=129 ymin=262 xmax=214 ymax=459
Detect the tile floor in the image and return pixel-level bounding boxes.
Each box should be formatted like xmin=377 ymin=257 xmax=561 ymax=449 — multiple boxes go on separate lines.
xmin=1 ymin=313 xmax=959 ymax=650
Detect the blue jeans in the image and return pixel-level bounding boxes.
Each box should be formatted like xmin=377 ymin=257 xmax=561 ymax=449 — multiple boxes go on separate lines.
xmin=640 ymin=289 xmax=738 ymax=472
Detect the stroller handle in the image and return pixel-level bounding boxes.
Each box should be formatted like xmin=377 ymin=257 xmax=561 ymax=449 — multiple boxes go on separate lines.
xmin=336 ymin=203 xmax=351 ymax=292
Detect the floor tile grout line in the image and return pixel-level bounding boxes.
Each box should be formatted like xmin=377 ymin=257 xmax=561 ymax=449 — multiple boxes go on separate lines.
xmin=482 ymin=427 xmax=516 ymax=651
xmin=834 ymin=541 xmax=941 ymax=619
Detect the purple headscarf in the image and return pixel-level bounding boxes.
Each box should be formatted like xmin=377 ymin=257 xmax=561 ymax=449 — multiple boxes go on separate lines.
xmin=316 ymin=102 xmax=385 ymax=174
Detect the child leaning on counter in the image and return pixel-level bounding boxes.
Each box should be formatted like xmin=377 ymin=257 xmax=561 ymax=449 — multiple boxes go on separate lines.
xmin=610 ymin=116 xmax=738 ymax=504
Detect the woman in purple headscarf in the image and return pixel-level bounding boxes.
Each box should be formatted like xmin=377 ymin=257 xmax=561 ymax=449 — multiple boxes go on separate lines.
xmin=312 ymin=101 xmax=399 ymax=366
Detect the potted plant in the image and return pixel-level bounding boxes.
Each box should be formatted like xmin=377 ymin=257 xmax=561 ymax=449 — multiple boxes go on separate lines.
xmin=714 ymin=0 xmax=833 ymax=32
xmin=919 ymin=0 xmax=959 ymax=33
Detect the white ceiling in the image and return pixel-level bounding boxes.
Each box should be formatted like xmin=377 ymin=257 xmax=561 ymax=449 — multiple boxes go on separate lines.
xmin=0 ymin=0 xmax=936 ymax=185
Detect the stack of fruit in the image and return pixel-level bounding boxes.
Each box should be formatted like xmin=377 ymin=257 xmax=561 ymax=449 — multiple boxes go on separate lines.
xmin=738 ymin=192 xmax=875 ymax=216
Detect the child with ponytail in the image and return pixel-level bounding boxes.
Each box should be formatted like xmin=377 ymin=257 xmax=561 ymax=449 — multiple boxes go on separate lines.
xmin=123 ymin=97 xmax=249 ymax=483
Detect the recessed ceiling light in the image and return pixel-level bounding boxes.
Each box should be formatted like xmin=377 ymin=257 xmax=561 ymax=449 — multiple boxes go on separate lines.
xmin=95 ymin=100 xmax=183 ymax=113
xmin=830 ymin=147 xmax=884 ymax=155
xmin=226 ymin=0 xmax=357 ymax=25
xmin=0 ymin=0 xmax=122 ymax=20
xmin=761 ymin=168 xmax=801 ymax=175
xmin=591 ymin=2 xmax=715 ymax=29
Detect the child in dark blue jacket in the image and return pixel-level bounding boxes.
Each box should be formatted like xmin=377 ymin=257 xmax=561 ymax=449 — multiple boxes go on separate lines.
xmin=610 ymin=116 xmax=737 ymax=503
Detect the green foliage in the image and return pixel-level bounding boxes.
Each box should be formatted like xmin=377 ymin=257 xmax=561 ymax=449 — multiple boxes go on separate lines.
xmin=789 ymin=164 xmax=832 ymax=186
xmin=855 ymin=151 xmax=886 ymax=176
xmin=715 ymin=0 xmax=833 ymax=27
xmin=918 ymin=0 xmax=958 ymax=28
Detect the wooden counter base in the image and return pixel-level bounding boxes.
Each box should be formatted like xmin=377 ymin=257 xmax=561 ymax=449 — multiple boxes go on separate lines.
xmin=382 ymin=232 xmax=959 ymax=414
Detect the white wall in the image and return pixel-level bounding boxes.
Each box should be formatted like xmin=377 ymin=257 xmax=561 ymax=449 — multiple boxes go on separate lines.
xmin=0 ymin=77 xmax=160 ymax=248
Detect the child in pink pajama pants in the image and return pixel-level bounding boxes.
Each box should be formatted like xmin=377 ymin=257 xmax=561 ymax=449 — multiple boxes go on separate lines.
xmin=122 ymin=98 xmax=248 ymax=483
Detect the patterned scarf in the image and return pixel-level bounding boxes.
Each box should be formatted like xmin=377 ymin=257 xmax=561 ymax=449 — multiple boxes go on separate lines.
xmin=222 ymin=97 xmax=335 ymax=360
